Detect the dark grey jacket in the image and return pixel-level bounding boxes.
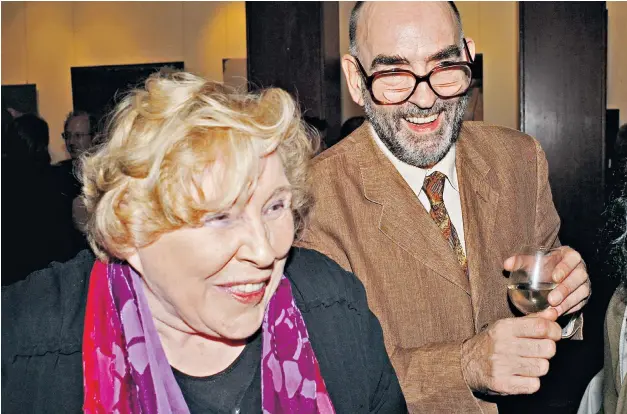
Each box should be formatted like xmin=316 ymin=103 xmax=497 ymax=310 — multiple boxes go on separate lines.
xmin=2 ymin=248 xmax=407 ymax=413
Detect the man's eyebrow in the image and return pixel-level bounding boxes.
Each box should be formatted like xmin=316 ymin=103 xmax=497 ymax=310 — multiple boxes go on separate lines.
xmin=369 ymin=45 xmax=463 ymax=70
xmin=370 ymin=54 xmax=410 ymax=70
xmin=426 ymin=45 xmax=462 ymax=63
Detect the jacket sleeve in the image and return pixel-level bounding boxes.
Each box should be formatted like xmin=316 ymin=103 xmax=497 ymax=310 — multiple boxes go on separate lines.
xmin=390 ymin=343 xmax=489 ymax=412
xmin=360 ymin=291 xmax=408 ymax=413
xmin=532 ymin=139 xmax=561 ymax=250
xmin=532 ymin=139 xmax=583 ymax=340
xmin=1 ymin=253 xmax=91 ymax=414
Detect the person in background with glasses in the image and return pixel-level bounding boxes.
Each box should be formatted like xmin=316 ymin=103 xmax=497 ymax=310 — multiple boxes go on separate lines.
xmin=297 ymin=2 xmax=591 ymax=412
xmin=62 ymin=110 xmax=98 ymax=159
xmin=55 ymin=110 xmax=99 ymax=254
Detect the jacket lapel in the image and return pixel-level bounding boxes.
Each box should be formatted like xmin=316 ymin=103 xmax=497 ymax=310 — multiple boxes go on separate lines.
xmin=355 ymin=124 xmax=470 ymax=294
xmin=456 ymin=125 xmax=501 ymax=320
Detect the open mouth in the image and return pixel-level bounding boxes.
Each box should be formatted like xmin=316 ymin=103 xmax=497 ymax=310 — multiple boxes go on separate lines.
xmin=218 ymin=280 xmax=269 ymax=305
xmin=403 ymin=113 xmax=441 ymax=133
xmin=230 ymin=282 xmax=266 ymax=293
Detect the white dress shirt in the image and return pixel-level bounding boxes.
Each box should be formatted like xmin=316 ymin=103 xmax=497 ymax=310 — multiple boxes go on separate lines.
xmin=370 ymin=126 xmax=467 ymax=253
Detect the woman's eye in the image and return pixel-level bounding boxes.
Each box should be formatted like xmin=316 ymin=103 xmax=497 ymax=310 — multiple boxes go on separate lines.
xmin=265 ymin=199 xmax=289 ymax=217
xmin=204 ymin=213 xmax=232 ymax=228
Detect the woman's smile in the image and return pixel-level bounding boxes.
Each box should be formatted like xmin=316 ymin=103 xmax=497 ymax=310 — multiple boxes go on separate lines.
xmin=219 ymin=282 xmax=268 ymax=305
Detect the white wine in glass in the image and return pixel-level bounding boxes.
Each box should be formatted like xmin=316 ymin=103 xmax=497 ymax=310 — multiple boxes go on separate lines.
xmin=507 ymin=247 xmax=562 ymax=315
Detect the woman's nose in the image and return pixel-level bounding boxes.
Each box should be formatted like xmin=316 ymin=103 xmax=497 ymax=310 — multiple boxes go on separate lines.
xmin=237 ymin=219 xmax=275 ymax=268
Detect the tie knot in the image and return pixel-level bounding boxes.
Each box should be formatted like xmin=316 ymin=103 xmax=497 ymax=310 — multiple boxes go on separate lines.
xmin=423 ymin=171 xmax=447 ymax=205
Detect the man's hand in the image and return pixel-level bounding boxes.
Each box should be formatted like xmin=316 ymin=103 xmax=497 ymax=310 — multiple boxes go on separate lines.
xmin=461 ymin=310 xmax=562 ymax=395
xmin=504 ymin=246 xmax=591 ymax=316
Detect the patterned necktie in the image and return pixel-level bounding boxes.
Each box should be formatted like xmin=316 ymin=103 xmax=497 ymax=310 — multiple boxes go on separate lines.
xmin=422 ymin=171 xmax=468 ymax=275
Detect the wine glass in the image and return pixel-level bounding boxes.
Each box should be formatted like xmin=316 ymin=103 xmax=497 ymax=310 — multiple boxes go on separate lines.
xmin=507 ymin=246 xmax=562 ymax=314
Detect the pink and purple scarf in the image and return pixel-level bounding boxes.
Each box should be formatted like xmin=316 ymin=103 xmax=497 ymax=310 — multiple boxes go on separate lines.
xmin=83 ymin=261 xmax=335 ymax=413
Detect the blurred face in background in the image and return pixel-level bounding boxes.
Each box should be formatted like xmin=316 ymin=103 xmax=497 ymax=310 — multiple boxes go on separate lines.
xmin=64 ymin=114 xmax=93 ymax=158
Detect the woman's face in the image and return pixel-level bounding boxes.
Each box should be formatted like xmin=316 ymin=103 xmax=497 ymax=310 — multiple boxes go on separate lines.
xmin=127 ymin=151 xmax=295 ymax=341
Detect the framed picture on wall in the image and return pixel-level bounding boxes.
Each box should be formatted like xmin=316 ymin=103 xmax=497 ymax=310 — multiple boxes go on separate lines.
xmin=1 ymin=84 xmax=38 ymax=116
xmin=71 ymin=61 xmax=184 ymax=130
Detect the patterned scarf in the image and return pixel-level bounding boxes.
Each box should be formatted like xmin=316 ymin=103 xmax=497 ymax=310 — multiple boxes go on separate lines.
xmin=83 ymin=261 xmax=335 ymax=413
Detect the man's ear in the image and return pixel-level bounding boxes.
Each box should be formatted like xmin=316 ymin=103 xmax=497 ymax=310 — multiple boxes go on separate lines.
xmin=341 ymin=54 xmax=365 ymax=107
xmin=464 ymin=37 xmax=476 ymax=62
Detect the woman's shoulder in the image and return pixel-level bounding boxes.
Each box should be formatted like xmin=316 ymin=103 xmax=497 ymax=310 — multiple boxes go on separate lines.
xmin=285 ymin=247 xmax=367 ymax=311
xmin=2 ymin=250 xmax=95 ymax=358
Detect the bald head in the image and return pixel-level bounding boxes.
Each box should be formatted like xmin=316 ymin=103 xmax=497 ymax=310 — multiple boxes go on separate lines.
xmin=349 ymin=1 xmax=463 ymax=58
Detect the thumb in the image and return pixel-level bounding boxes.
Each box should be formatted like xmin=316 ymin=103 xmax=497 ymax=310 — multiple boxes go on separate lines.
xmin=528 ymin=307 xmax=558 ymax=321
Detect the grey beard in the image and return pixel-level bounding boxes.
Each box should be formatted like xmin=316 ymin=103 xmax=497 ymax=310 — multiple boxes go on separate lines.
xmin=363 ymin=92 xmax=469 ymax=168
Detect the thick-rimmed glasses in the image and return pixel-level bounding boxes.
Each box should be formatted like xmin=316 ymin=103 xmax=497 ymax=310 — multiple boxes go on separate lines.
xmin=353 ymin=38 xmax=474 ymax=105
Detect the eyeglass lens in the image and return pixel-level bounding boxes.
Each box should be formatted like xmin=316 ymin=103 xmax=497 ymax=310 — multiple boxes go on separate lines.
xmin=372 ymin=65 xmax=472 ymax=104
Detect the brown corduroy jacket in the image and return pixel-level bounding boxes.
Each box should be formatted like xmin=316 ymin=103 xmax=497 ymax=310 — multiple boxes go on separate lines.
xmin=297 ymin=121 xmax=565 ymax=413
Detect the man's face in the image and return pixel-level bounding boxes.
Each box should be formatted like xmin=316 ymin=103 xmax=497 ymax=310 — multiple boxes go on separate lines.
xmin=349 ymin=2 xmax=473 ymax=168
xmin=64 ymin=115 xmax=93 ymax=158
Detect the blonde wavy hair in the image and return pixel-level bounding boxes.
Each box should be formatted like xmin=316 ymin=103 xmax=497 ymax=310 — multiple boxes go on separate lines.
xmin=81 ymin=70 xmax=319 ymax=262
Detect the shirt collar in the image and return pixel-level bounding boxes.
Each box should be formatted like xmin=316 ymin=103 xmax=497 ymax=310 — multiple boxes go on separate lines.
xmin=369 ymin=124 xmax=459 ymax=193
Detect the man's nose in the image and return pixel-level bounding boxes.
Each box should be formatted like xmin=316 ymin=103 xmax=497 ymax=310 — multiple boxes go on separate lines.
xmin=407 ymin=80 xmax=437 ymax=109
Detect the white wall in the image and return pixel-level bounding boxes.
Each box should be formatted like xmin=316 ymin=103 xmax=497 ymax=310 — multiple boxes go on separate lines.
xmin=1 ymin=1 xmax=247 ymax=163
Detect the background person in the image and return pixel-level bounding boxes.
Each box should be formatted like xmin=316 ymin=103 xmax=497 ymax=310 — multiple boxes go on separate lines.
xmin=2 ymin=113 xmax=75 ymax=284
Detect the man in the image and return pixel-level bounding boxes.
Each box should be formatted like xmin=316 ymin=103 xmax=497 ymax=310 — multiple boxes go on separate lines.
xmin=298 ymin=2 xmax=591 ymax=412
xmin=62 ymin=110 xmax=97 ymax=159
xmin=55 ymin=111 xmax=97 ymax=254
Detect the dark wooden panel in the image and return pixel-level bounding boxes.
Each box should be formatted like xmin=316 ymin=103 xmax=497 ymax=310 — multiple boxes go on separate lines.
xmin=320 ymin=1 xmax=341 ymax=146
xmin=246 ymin=1 xmax=341 ymax=146
xmin=516 ymin=3 xmax=607 ymax=413
xmin=520 ymin=2 xmax=606 ymax=261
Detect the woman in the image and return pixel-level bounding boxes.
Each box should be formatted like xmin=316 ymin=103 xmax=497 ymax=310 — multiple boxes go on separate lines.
xmin=578 ymin=171 xmax=627 ymax=414
xmin=2 ymin=71 xmax=407 ymax=413
xmin=600 ymin=174 xmax=627 ymax=413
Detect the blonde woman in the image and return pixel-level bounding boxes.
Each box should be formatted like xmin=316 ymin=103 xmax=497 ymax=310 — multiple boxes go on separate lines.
xmin=2 ymin=71 xmax=407 ymax=413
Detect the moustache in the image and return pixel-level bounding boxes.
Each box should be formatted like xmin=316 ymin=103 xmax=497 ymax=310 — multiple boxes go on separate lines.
xmin=389 ymin=100 xmax=453 ymax=119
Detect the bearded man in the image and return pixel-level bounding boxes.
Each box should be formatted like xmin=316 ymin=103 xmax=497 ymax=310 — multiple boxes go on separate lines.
xmin=298 ymin=2 xmax=591 ymax=412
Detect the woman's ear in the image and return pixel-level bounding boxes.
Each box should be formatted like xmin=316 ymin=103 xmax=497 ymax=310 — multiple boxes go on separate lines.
xmin=125 ymin=250 xmax=144 ymax=275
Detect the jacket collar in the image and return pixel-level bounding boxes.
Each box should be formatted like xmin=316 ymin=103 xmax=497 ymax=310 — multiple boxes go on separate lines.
xmin=354 ymin=122 xmax=500 ymax=294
